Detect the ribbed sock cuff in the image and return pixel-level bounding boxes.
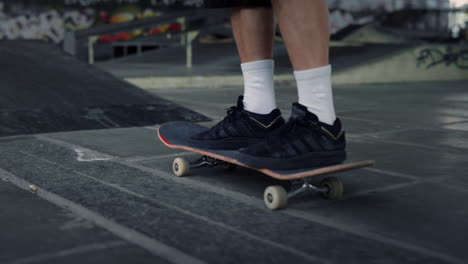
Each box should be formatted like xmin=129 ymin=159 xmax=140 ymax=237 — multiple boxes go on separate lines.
xmin=293 ymin=65 xmax=331 ymax=80
xmin=241 ymin=59 xmax=274 ymax=72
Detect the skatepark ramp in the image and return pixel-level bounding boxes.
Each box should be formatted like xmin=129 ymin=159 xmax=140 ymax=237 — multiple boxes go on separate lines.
xmin=0 ymin=40 xmax=209 ymax=137
xmin=99 ymin=41 xmax=433 ymax=89
xmin=332 ymin=44 xmax=468 ymax=84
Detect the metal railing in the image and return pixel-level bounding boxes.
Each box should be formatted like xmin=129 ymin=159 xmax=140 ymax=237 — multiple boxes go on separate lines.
xmin=63 ymin=9 xmax=224 ymax=68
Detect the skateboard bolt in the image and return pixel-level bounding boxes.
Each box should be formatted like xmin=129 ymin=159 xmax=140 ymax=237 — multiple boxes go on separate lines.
xmin=267 ymin=193 xmax=273 ymax=203
xmin=174 ymin=163 xmax=179 ymax=171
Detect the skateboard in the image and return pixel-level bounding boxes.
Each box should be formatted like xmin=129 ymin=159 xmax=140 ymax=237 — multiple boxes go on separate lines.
xmin=158 ymin=121 xmax=375 ymax=210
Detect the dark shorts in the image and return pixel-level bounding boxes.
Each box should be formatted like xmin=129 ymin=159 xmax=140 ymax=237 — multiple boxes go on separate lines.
xmin=204 ymin=0 xmax=271 ymax=8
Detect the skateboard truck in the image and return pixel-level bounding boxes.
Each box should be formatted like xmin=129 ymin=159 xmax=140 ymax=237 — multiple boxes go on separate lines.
xmin=188 ymin=155 xmax=235 ymax=169
xmin=263 ymin=176 xmax=343 ymax=210
xmin=286 ymin=179 xmax=329 ymax=199
xmin=172 ymin=155 xmax=344 ymax=210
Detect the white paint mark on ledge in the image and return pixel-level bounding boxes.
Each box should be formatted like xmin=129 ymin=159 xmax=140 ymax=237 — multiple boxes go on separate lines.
xmin=74 ymin=148 xmax=112 ymax=162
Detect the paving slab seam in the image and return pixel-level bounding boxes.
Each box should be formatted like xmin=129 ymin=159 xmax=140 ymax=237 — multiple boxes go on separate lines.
xmin=16 ymin=150 xmax=328 ymax=264
xmin=123 ymin=152 xmax=193 ymax=163
xmin=363 ymin=169 xmax=457 ymax=192
xmin=0 ymin=168 xmax=205 ymax=264
xmin=37 ymin=134 xmax=468 ymax=197
xmin=339 ymin=114 xmax=468 ymax=128
xmin=107 ymin=163 xmax=466 ymax=264
xmin=364 ymin=168 xmax=451 ymax=185
xmin=347 ymin=127 xmax=418 ymax=137
xmin=335 ymin=115 xmax=384 ymax=122
xmin=348 ymin=135 xmax=468 ymax=155
xmin=35 ymin=135 xmax=466 ymax=263
xmin=5 ymin=241 xmax=127 ymax=264
xmin=363 ymin=167 xmax=420 ymax=181
xmin=19 ymin=146 xmax=464 ymax=263
xmin=295 ymin=175 xmax=448 ymax=206
xmin=35 ymin=135 xmax=119 ymax=158
xmin=299 ymin=180 xmax=423 ymax=208
xmin=440 ymin=120 xmax=468 ymax=126
xmin=336 ymin=109 xmax=378 ymax=116
xmin=339 ymin=117 xmax=468 ymax=137
xmin=340 ymin=180 xmax=423 ymax=200
xmin=348 ymin=126 xmax=467 ymax=139
xmin=284 ymin=208 xmax=465 ymax=264
xmin=375 ymin=137 xmax=468 ymax=154
xmin=115 ymin=164 xmax=468 ymax=263
xmin=0 ymin=135 xmax=36 ymax=142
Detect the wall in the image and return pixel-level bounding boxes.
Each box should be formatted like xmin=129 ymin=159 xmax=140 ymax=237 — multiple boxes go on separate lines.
xmin=0 ymin=1 xmax=166 ymax=43
xmin=332 ymin=44 xmax=468 ymax=84
xmin=0 ymin=0 xmax=465 ymax=43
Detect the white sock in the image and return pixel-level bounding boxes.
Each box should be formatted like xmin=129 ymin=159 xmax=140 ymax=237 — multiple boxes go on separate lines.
xmin=241 ymin=59 xmax=276 ymax=114
xmin=294 ymin=65 xmax=336 ymax=125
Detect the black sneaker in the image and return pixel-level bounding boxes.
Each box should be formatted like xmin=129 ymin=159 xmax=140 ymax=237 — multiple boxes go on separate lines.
xmin=238 ymin=103 xmax=346 ymax=170
xmin=189 ymin=96 xmax=285 ymax=150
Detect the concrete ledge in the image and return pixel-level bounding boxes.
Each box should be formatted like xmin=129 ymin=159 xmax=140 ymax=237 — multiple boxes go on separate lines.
xmin=123 ymin=44 xmax=467 ymax=89
xmin=125 ymin=74 xmax=295 ymax=89
xmin=332 ymin=44 xmax=468 ymax=84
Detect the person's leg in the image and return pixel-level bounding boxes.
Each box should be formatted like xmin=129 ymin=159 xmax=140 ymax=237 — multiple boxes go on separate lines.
xmin=190 ymin=6 xmax=284 ymax=150
xmin=272 ymin=0 xmax=329 ymax=70
xmin=239 ymin=0 xmax=346 ymax=170
xmin=272 ymin=0 xmax=336 ymax=125
xmin=231 ymin=7 xmax=277 ymax=114
xmin=230 ymin=7 xmax=274 ymax=63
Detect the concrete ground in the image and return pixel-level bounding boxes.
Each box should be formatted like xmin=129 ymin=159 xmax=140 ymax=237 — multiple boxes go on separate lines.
xmin=2 ymin=79 xmax=468 ymax=263
xmin=0 ymin=41 xmax=208 ymax=137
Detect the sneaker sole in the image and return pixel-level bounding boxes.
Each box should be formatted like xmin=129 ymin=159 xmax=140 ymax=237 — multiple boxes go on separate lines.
xmin=238 ymin=150 xmax=347 ymax=170
xmin=188 ymin=137 xmax=263 ymax=150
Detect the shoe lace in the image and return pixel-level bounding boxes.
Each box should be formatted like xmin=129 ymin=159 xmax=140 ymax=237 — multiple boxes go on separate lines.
xmin=265 ymin=116 xmax=320 ymax=145
xmin=208 ymin=105 xmax=245 ymax=136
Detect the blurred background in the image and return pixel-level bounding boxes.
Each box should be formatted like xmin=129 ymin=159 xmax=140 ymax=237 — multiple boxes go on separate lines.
xmin=1 ymin=0 xmax=467 ymax=45
xmin=0 ymin=0 xmax=466 ymax=60
xmin=1 ymin=0 xmax=467 ymax=136
xmin=1 ymin=2 xmax=468 ymax=264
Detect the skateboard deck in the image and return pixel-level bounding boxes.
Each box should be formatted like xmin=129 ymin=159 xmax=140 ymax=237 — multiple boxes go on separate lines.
xmin=158 ymin=121 xmax=374 ymax=179
xmin=158 ymin=121 xmax=375 ymax=210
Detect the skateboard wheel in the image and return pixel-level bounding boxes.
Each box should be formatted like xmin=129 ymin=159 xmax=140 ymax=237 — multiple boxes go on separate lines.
xmin=263 ymin=186 xmax=288 ymax=210
xmin=173 ymin=157 xmax=190 ymax=177
xmin=320 ymin=176 xmax=343 ymax=200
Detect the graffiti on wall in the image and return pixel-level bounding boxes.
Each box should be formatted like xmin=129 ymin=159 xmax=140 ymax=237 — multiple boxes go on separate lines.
xmin=0 ymin=7 xmax=95 ymax=43
xmin=416 ymin=46 xmax=468 ymax=69
xmin=0 ymin=1 xmax=175 ymax=43
xmin=0 ymin=0 xmax=465 ymax=43
xmin=327 ymin=0 xmax=467 ymax=35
